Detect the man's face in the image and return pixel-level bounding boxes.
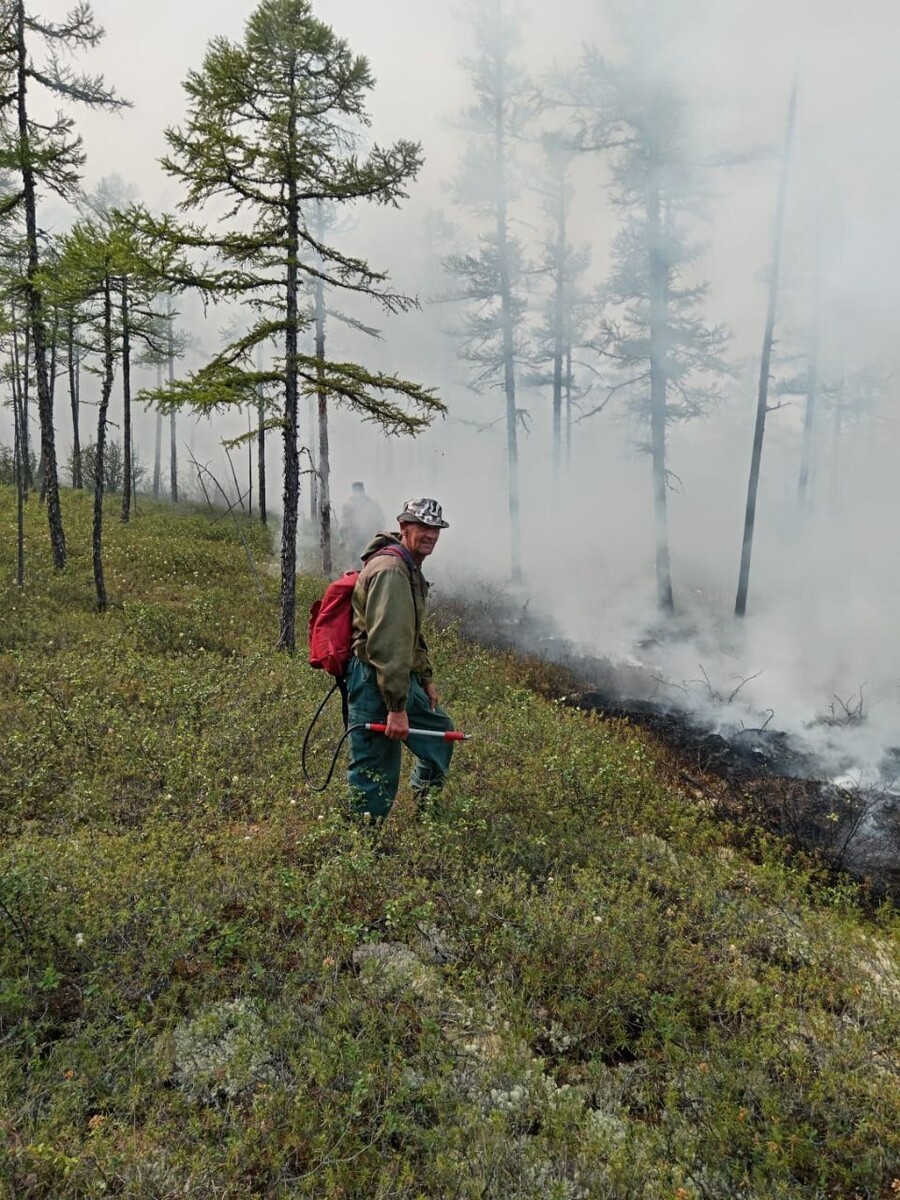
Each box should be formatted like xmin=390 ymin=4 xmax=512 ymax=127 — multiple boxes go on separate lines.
xmin=400 ymin=521 xmax=441 ymax=560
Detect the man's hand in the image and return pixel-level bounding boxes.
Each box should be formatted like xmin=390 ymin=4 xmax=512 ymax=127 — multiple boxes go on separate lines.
xmin=385 ymin=709 xmax=410 ymax=740
xmin=424 ymin=681 xmax=439 ymax=711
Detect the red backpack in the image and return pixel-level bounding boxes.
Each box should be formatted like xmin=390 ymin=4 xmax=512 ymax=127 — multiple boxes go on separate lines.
xmin=307 ymin=546 xmax=412 ymax=678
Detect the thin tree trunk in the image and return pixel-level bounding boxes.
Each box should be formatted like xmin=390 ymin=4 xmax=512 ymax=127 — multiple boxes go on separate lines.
xmin=307 ymin=392 xmax=318 ymax=524
xmin=277 ymin=93 xmax=300 ymax=652
xmin=48 ymin=310 xmax=58 ymax=409
xmin=225 ymin=446 xmax=245 ymax=511
xmin=495 ymin=109 xmax=522 ymax=583
xmin=258 ymin=392 xmax=267 ymax=525
xmin=169 ymin=409 xmax=177 ymax=502
xmin=247 ymin=408 xmax=253 ymax=517
xmin=10 ymin=321 xmax=27 ymax=489
xmin=93 ymin=273 xmax=114 ymax=612
xmin=16 ymin=0 xmax=65 ymax=567
xmin=253 ymin=343 xmax=267 ymax=524
xmin=40 ymin=308 xmax=59 ymax=505
xmin=10 ymin=301 xmax=34 ymax=492
xmin=68 ymin=316 xmax=82 ymax=489
xmin=120 ymin=279 xmax=132 ymax=522
xmin=314 ymin=275 xmax=332 ymax=576
xmin=735 ymin=80 xmax=798 ymax=618
xmin=152 ymin=362 xmax=162 ymax=497
xmin=167 ymin=300 xmax=178 ymax=503
xmin=21 ymin=321 xmax=32 ymax=491
xmin=647 ymin=142 xmax=674 ymax=613
xmin=12 ymin=374 xmax=24 ymax=587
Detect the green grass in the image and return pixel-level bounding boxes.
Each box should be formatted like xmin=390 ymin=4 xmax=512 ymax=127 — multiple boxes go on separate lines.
xmin=1 ymin=485 xmax=898 ymax=1199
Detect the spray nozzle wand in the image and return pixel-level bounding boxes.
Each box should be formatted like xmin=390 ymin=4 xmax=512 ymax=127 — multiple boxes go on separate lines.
xmin=362 ymin=723 xmax=471 ymax=741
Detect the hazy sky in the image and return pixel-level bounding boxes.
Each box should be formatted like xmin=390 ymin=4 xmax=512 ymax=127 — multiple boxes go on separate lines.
xmin=64 ymin=0 xmax=900 ymax=352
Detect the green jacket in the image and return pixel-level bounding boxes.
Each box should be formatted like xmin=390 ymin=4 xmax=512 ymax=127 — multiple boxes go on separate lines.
xmin=351 ymin=532 xmax=432 ymax=711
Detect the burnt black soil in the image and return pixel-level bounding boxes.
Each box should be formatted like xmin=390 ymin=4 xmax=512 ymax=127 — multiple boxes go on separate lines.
xmin=577 ymin=694 xmax=816 ymax=780
xmin=436 ymin=594 xmax=900 ymax=900
xmin=571 ymin=689 xmax=900 ymax=901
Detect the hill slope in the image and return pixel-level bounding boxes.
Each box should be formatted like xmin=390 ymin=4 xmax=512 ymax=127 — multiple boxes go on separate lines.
xmin=1 ymin=488 xmax=898 ymax=1199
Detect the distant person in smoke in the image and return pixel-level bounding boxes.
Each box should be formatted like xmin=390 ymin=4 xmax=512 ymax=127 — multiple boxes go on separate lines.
xmin=346 ymin=498 xmax=455 ymax=822
xmin=340 ymin=480 xmax=385 ymax=565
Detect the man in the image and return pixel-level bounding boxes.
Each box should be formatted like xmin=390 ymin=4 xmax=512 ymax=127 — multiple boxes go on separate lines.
xmin=346 ymin=498 xmax=454 ymax=820
xmin=340 ymin=480 xmax=386 ymax=566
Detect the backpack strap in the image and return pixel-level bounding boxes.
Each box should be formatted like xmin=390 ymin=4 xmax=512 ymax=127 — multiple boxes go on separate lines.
xmin=371 ymin=544 xmax=417 ymax=575
xmin=361 ymin=544 xmax=420 ymax=626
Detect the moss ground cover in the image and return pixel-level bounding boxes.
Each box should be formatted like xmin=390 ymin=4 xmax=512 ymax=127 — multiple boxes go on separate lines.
xmin=1 ymin=486 xmax=898 ymax=1198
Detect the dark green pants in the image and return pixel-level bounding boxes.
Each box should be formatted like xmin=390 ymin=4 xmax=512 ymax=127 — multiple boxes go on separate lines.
xmin=346 ymin=656 xmax=454 ymax=819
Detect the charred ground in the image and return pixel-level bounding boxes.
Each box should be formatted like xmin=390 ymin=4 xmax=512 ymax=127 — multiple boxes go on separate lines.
xmin=435 ymin=585 xmax=900 ymax=900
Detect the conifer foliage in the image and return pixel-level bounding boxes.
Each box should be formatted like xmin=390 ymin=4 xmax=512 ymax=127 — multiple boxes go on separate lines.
xmin=442 ymin=0 xmax=532 ymax=583
xmin=563 ymin=40 xmax=729 ymax=611
xmin=149 ymin=0 xmax=444 ymax=651
xmin=0 ymin=0 xmax=127 ymax=569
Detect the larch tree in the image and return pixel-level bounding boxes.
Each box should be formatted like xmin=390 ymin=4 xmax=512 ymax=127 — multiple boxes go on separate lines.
xmin=565 ymin=47 xmax=729 ymax=612
xmin=0 ymin=242 xmax=34 ymax=489
xmin=0 ymin=288 xmax=26 ymax=583
xmin=110 ymin=215 xmax=170 ymax=523
xmin=526 ymin=133 xmax=595 ymax=491
xmin=0 ymin=0 xmax=128 ymax=568
xmin=138 ymin=299 xmax=187 ymax=501
xmin=442 ymin=0 xmax=532 ymax=583
xmin=77 ymin=175 xmax=151 ymax=523
xmin=48 ymin=209 xmax=174 ymax=606
xmin=49 ymin=217 xmax=120 ymax=610
xmin=144 ymin=0 xmax=443 ymax=652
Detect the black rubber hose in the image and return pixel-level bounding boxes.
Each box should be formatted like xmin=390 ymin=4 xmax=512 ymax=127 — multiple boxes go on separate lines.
xmin=301 ymin=681 xmax=365 ymax=792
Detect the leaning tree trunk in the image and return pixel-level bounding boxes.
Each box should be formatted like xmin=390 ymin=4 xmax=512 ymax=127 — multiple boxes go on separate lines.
xmin=16 ymin=0 xmax=65 ymax=567
xmin=314 ymin=276 xmax=332 ymax=576
xmin=120 ymin=279 xmax=133 ymax=522
xmin=93 ymin=274 xmax=114 ymax=612
xmin=646 ymin=144 xmax=675 ymax=613
xmin=735 ymin=81 xmax=797 ymax=618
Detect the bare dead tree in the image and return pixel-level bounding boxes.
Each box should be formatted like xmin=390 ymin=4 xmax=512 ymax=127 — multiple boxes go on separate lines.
xmin=735 ymin=80 xmax=798 ymax=617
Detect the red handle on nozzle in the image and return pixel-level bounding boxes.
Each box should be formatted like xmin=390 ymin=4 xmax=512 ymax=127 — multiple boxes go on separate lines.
xmin=364 ymin=723 xmax=470 ymax=741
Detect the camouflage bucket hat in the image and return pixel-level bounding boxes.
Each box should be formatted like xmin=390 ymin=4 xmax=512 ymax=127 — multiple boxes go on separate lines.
xmin=396 ymin=498 xmax=449 ymax=528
